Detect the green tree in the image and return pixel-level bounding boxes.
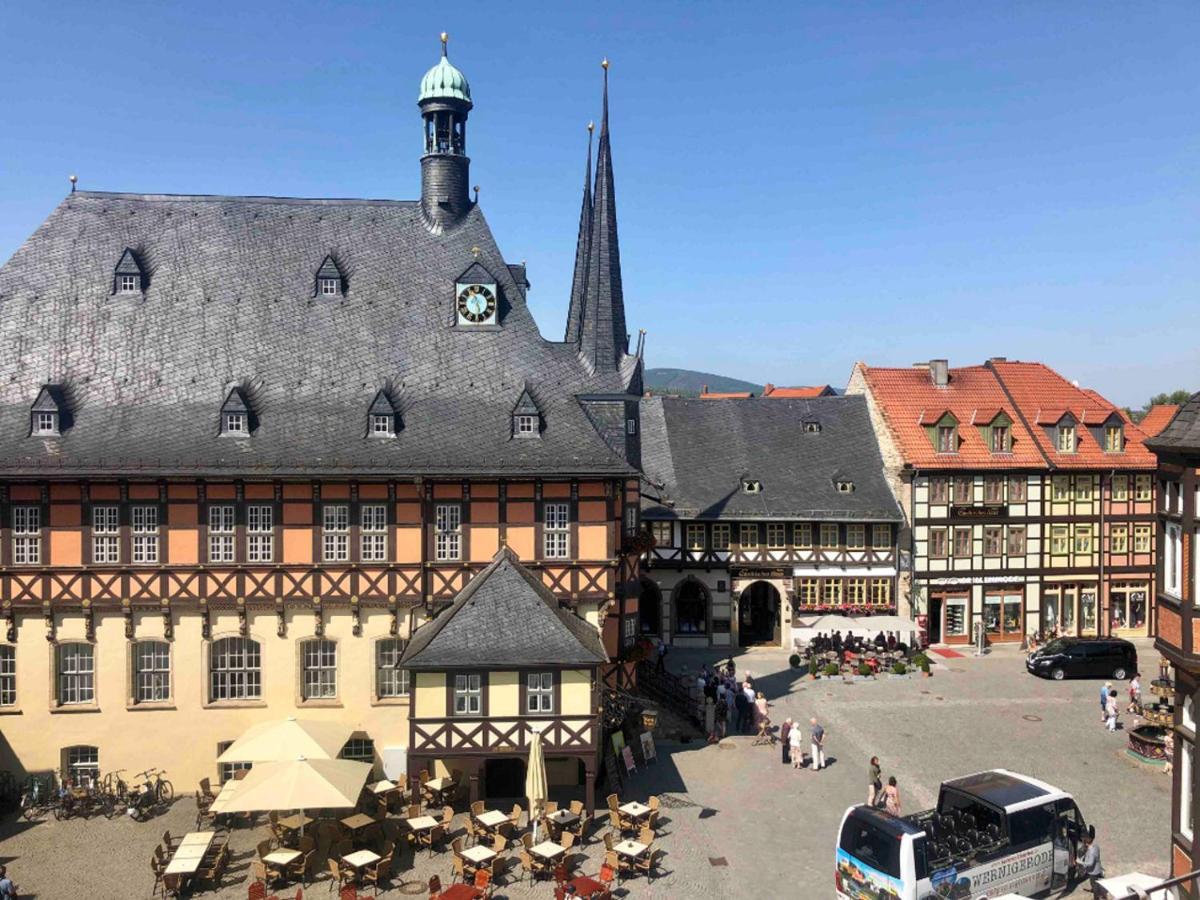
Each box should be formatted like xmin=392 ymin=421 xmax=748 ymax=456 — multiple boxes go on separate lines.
xmin=1149 ymin=390 xmax=1192 ymax=407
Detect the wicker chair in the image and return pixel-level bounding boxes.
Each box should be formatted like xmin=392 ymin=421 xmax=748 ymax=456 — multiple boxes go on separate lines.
xmin=451 ymin=854 xmax=467 ymax=883
xmin=560 ymin=831 xmax=576 ymax=851
xmin=327 ymin=857 xmax=353 ymax=892
xmin=361 ymin=852 xmax=391 ymax=895
xmin=635 ymin=848 xmax=665 ymax=881
xmin=464 ymin=815 xmax=479 ymax=846
xmin=150 ymin=855 xmax=165 ymax=898
xmin=509 ymin=803 xmax=523 ymax=829
xmin=470 ymin=800 xmax=485 ymax=817
xmin=491 ymin=833 xmax=507 ymax=854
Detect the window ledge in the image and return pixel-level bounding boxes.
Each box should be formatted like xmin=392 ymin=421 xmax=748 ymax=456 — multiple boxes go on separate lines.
xmin=126 ymin=702 xmax=176 ymax=712
xmin=298 ymin=699 xmax=343 ymax=709
xmin=371 ymin=697 xmax=411 ymax=708
xmin=50 ymin=705 xmax=100 ymax=714
xmin=0 ymin=707 xmax=22 ymax=716
xmin=203 ymin=700 xmax=267 ymax=710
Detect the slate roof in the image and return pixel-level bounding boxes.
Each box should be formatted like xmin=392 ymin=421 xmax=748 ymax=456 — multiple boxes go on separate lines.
xmin=400 ymin=547 xmax=608 ymax=669
xmin=1147 ymin=395 xmax=1200 ymax=454
xmin=639 ymin=396 xmax=901 ymax=521
xmin=1139 ymin=404 xmax=1181 ymax=439
xmin=0 ymin=192 xmax=637 ymax=477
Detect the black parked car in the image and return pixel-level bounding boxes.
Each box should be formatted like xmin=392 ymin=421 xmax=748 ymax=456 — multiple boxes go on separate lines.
xmin=1026 ymin=637 xmax=1137 ymax=681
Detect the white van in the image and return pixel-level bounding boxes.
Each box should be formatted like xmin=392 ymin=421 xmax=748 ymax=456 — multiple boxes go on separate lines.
xmin=835 ymin=769 xmax=1088 ymax=900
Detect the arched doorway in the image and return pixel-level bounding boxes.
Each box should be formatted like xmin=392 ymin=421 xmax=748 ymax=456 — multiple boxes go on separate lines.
xmin=639 ymin=579 xmax=662 ymax=636
xmin=739 ymin=581 xmax=780 ymax=646
xmin=484 ymin=757 xmax=525 ymax=799
xmin=672 ymin=578 xmax=709 ymax=638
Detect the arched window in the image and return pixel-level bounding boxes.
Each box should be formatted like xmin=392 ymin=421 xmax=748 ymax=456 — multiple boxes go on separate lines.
xmin=63 ymin=745 xmax=99 ymax=788
xmin=674 ymin=580 xmax=709 ymax=636
xmin=209 ymin=637 xmax=261 ymax=702
xmin=132 ymin=640 xmax=171 ymax=703
xmin=300 ymin=639 xmax=337 ymax=701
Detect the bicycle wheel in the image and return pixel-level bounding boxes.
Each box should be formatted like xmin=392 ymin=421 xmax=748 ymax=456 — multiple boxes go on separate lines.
xmin=19 ymin=794 xmax=36 ymax=821
xmin=157 ymin=779 xmax=174 ymax=804
xmin=52 ymin=801 xmax=67 ymax=821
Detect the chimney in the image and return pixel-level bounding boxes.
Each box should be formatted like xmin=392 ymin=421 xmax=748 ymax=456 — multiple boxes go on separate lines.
xmin=929 ymin=359 xmax=949 ymax=387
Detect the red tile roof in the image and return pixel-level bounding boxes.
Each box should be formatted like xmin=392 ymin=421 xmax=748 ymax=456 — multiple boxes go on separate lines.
xmin=858 ymin=360 xmax=1155 ymax=471
xmin=761 ymin=383 xmax=836 ymax=398
xmin=1139 ymin=404 xmax=1180 ymax=438
xmin=857 ymin=363 xmax=1042 ymax=470
xmin=985 ymin=361 xmax=1154 ymax=469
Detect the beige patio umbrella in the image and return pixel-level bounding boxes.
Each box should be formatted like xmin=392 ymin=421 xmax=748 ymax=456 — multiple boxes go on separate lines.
xmin=525 ymin=729 xmax=549 ymax=843
xmin=216 ymin=716 xmax=352 ymax=764
xmin=220 ymin=755 xmax=371 ymax=837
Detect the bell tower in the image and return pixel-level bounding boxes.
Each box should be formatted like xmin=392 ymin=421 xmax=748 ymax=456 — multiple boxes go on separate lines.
xmin=418 ymin=33 xmax=473 ymax=229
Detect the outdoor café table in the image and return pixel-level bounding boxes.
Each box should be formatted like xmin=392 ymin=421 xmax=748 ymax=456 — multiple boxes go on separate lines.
xmin=262 ymin=849 xmax=301 ymax=869
xmin=278 ymin=813 xmax=312 ymax=832
xmin=545 ymin=808 xmax=579 ymax=838
xmin=406 ymin=814 xmax=438 ymax=852
xmin=460 ymin=844 xmax=496 ymax=874
xmin=613 ymin=839 xmax=648 ymax=859
xmin=164 ymin=832 xmax=215 ymax=876
xmin=618 ymin=801 xmax=651 ymax=820
xmin=530 ymin=840 xmax=566 ymax=862
xmin=438 ymin=885 xmax=484 ymax=900
xmin=569 ymin=876 xmax=607 ymax=898
xmin=341 ymin=849 xmax=381 ymax=884
xmin=474 ymin=809 xmax=509 ymax=832
xmin=341 ymin=812 xmax=376 ymax=834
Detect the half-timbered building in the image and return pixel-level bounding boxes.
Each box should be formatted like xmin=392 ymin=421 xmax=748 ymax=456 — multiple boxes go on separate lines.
xmin=849 ymin=358 xmax=1157 ymax=645
xmin=638 ymin=396 xmax=902 ymax=649
xmin=0 ymin=41 xmax=642 ymax=792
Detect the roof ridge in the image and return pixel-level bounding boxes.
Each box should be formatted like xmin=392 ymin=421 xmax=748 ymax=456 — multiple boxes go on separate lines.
xmin=71 ymin=191 xmax=419 ymax=206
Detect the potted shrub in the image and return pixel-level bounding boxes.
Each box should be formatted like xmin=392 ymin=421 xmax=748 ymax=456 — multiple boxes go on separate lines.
xmin=808 ymin=658 xmax=821 ymax=679
xmin=918 ymin=656 xmax=931 ymax=677
xmin=789 ymin=653 xmax=802 ymax=669
xmin=858 ymin=661 xmax=872 ymax=678
xmin=892 ymin=661 xmax=907 ymax=676
xmin=824 ymin=662 xmax=840 ymax=678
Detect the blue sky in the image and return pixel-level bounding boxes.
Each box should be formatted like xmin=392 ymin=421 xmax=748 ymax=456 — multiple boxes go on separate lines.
xmin=2 ymin=2 xmax=1197 ymax=407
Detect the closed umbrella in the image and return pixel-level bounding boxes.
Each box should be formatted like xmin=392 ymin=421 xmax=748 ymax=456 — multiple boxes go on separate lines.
xmin=525 ymin=730 xmax=549 ymax=844
xmin=221 ymin=756 xmax=371 ymax=837
xmin=216 ymin=716 xmax=352 ymax=764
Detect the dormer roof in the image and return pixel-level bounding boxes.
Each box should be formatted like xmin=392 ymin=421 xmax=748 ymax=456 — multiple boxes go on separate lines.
xmin=456 ymin=261 xmax=495 ymax=285
xmin=31 ymin=384 xmax=66 ymax=413
xmin=368 ymin=390 xmax=398 ymax=417
xmin=221 ymin=387 xmax=250 ymax=414
xmin=512 ymin=386 xmax=540 ymax=417
xmin=917 ymin=409 xmax=956 ymax=426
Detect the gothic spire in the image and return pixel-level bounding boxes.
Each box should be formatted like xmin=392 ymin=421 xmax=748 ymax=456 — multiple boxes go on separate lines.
xmin=564 ymin=122 xmax=594 ymax=344
xmin=578 ymin=58 xmax=628 ymax=374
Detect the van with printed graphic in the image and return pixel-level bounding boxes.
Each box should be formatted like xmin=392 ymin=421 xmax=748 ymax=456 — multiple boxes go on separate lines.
xmin=835 ymin=769 xmax=1087 ymax=900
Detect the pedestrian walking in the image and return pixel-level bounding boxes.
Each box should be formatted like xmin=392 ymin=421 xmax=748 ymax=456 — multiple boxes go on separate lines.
xmin=781 ymin=718 xmax=793 ymax=764
xmin=1100 ymin=681 xmax=1112 ymax=724
xmin=714 ymin=690 xmax=728 ymax=740
xmin=705 ymin=695 xmax=717 ymax=743
xmin=883 ymin=776 xmax=901 ymax=816
xmin=655 ymin=641 xmax=667 ymax=674
xmin=1106 ymin=689 xmax=1120 ymax=732
xmin=789 ymin=720 xmax=805 ymax=770
xmin=1128 ymin=672 xmax=1142 ymax=715
xmin=868 ymin=756 xmax=882 ymax=806
xmin=1076 ymin=829 xmax=1103 ymax=894
xmin=810 ymin=717 xmax=826 ymax=770
xmin=0 ymin=865 xmax=16 ymax=900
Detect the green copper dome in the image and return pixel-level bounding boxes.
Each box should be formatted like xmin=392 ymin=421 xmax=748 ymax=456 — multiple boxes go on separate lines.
xmin=419 ymin=54 xmax=471 ymax=105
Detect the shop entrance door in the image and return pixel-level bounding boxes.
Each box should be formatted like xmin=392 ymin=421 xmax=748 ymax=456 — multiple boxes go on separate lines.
xmin=738 ymin=581 xmax=780 ymax=646
xmin=928 ymin=596 xmax=943 ymax=644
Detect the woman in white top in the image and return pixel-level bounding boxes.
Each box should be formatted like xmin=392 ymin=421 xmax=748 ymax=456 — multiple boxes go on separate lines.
xmin=788 ymin=721 xmax=805 ymax=769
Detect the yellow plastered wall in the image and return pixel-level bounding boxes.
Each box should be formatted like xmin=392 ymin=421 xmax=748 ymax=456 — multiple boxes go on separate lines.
xmin=0 ymin=607 xmax=413 ymax=789
xmin=577 ymin=525 xmax=608 ymax=560
xmin=395 ymin=527 xmax=422 ymax=563
xmin=470 ymin=527 xmax=499 ymax=562
xmin=490 ymin=671 xmax=519 ymax=716
xmin=168 ymin=528 xmax=199 ymax=566
xmin=561 ymin=669 xmax=592 ymax=715
xmin=414 ymin=672 xmax=446 ymax=718
xmin=507 ymin=526 xmax=534 ymax=561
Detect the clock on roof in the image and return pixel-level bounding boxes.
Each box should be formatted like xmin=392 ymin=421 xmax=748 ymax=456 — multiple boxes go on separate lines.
xmin=456 ymin=282 xmax=497 ymax=325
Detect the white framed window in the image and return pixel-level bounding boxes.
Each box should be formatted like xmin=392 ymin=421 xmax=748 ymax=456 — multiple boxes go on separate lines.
xmin=937 ymin=425 xmax=957 ymax=453
xmin=33 ymin=411 xmax=58 ymax=435
xmin=65 ymin=745 xmax=99 ymax=787
xmin=820 ymin=523 xmax=839 ymax=549
xmin=650 ymin=521 xmax=673 ymax=547
xmin=247 ymin=504 xmax=274 ymax=563
xmin=526 ymin=672 xmax=554 ymax=714
xmin=1166 ymin=523 xmax=1183 ymax=597
xmin=91 ymin=505 xmax=120 ymax=564
xmin=739 ymin=523 xmax=759 ymax=549
xmin=686 ymin=524 xmax=706 ymax=552
xmin=133 ymin=640 xmax=170 ymax=703
xmin=515 ymin=414 xmax=537 ymax=436
xmin=322 ymin=504 xmax=350 ymax=562
xmin=208 ymin=504 xmax=236 ymax=563
xmin=766 ymin=523 xmax=787 ymax=549
xmin=375 ymin=639 xmax=409 ymax=699
xmin=319 ymin=277 xmax=339 ymax=296
xmin=453 ymin=673 xmax=482 ymax=716
xmin=118 ymin=274 xmax=138 ymax=293
xmin=435 ymin=504 xmax=461 ymax=561
xmin=1182 ymin=737 xmax=1195 ymax=842
xmin=301 ymin=639 xmax=337 ymax=700
xmin=0 ymin=645 xmax=15 ymax=707
xmin=57 ymin=643 xmax=95 ymax=705
xmin=131 ymin=505 xmax=159 ymax=564
xmin=846 ymin=524 xmax=866 ymax=550
xmin=340 ymin=736 xmax=374 ymax=763
xmin=1057 ymin=424 xmax=1076 ymax=453
xmin=794 ymin=523 xmax=812 ymax=548
xmin=543 ymin=502 xmax=570 ymax=559
xmin=1105 ymin=424 xmax=1123 ymax=453
xmin=626 ymin=418 xmax=637 ymax=435
xmin=223 ymin=412 xmax=247 ymax=435
xmin=12 ymin=506 xmax=40 ymax=565
xmin=209 ymin=637 xmax=262 ymax=702
xmin=370 ymin=413 xmax=393 ymax=436
xmin=872 ymin=524 xmax=891 ymax=550
xmin=216 ymin=740 xmax=252 ymax=785
xmin=711 ymin=524 xmax=731 ymax=551
xmin=360 ymin=504 xmax=388 ymax=562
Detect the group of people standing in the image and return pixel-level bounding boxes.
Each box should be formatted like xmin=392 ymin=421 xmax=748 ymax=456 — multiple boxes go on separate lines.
xmin=866 ymin=756 xmax=901 ymax=815
xmin=697 ymin=662 xmax=769 ymax=742
xmin=780 ymin=717 xmax=826 ymax=771
xmin=808 ymin=630 xmax=906 ymax=657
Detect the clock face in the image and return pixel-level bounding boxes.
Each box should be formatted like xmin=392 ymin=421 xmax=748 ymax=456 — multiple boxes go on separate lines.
xmin=456 ymin=284 xmax=496 ymax=324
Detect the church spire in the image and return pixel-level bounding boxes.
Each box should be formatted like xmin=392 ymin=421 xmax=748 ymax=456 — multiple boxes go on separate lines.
xmin=564 ymin=122 xmax=594 ymax=345
xmin=578 ymin=58 xmax=628 ymax=374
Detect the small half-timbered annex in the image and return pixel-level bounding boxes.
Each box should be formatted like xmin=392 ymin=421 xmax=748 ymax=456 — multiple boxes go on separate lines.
xmin=850 ymin=358 xmax=1157 ymax=645
xmin=0 ymin=41 xmax=643 ymax=790
xmin=638 ymin=396 xmax=902 ymax=649
xmin=400 ymin=547 xmax=606 ymax=811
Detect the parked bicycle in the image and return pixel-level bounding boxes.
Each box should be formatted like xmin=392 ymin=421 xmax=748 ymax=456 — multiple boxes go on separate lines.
xmin=53 ymin=774 xmax=112 ymax=820
xmin=18 ymin=773 xmax=56 ymax=821
xmin=125 ymin=768 xmax=173 ymax=821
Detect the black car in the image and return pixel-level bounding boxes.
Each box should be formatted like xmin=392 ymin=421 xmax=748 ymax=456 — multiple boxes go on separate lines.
xmin=1025 ymin=637 xmax=1137 ymax=681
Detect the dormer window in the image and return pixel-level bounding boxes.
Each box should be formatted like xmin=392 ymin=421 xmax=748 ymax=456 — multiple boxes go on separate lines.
xmin=1057 ymin=423 xmax=1076 ymax=453
xmin=119 ymin=274 xmax=139 ymax=294
xmin=315 ymin=255 xmax=344 ymax=298
xmin=990 ymin=425 xmax=1010 ymax=453
xmin=112 ymin=248 xmax=145 ymax=295
xmin=223 ymin=412 xmax=247 ymax=435
xmin=220 ymin=387 xmax=254 ymax=437
xmin=33 ymin=411 xmax=59 ymax=436
xmin=804 ymin=420 xmax=821 ymax=434
xmin=1104 ymin=424 xmax=1123 ymax=453
xmin=937 ymin=425 xmax=957 ymax=454
xmin=512 ymin=386 xmax=541 ymax=439
xmin=366 ymin=390 xmax=399 ymax=439
xmin=515 ymin=415 xmax=537 ymax=436
xmin=836 ymin=480 xmax=855 ymax=493
xmin=743 ymin=480 xmax=763 ymax=494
